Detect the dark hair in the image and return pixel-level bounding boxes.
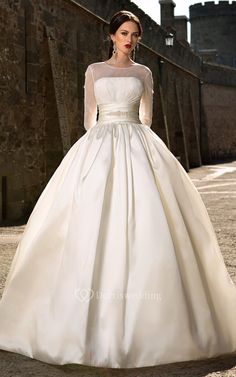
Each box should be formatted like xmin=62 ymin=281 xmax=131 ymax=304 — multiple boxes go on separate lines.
xmin=108 ymin=10 xmax=143 ymax=59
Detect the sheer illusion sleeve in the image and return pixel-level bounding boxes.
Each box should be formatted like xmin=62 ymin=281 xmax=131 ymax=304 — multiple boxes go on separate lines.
xmin=83 ymin=65 xmax=98 ymax=131
xmin=139 ymin=69 xmax=154 ymax=127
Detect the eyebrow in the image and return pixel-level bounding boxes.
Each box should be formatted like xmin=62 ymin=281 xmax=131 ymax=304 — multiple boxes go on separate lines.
xmin=120 ymin=29 xmax=139 ymax=33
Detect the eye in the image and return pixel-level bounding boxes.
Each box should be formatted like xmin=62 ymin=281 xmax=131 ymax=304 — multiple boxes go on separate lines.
xmin=121 ymin=32 xmax=128 ymax=35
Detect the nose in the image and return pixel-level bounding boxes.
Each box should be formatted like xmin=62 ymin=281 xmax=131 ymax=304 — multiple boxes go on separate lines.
xmin=126 ymin=35 xmax=132 ymax=43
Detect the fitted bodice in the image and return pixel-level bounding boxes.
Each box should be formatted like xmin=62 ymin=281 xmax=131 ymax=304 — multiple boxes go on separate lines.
xmin=94 ymin=76 xmax=144 ymax=123
xmin=83 ymin=62 xmax=154 ymax=130
xmin=94 ymin=76 xmax=144 ymax=105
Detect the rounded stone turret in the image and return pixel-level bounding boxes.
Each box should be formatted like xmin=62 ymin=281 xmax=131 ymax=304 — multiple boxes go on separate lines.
xmin=190 ymin=1 xmax=236 ymax=67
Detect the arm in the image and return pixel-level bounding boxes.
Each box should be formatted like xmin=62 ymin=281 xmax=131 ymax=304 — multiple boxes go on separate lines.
xmin=83 ymin=65 xmax=98 ymax=131
xmin=139 ymin=68 xmax=154 ymax=127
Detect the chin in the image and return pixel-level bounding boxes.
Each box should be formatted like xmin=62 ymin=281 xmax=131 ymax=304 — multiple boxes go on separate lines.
xmin=125 ymin=49 xmax=133 ymax=55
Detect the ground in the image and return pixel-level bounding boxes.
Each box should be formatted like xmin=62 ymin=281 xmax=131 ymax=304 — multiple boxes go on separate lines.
xmin=0 ymin=160 xmax=236 ymax=377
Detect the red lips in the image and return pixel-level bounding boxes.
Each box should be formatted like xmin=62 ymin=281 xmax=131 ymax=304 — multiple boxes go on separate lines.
xmin=125 ymin=44 xmax=131 ymax=48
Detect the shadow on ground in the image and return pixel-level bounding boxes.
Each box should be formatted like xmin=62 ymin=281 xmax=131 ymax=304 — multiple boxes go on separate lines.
xmin=0 ymin=350 xmax=236 ymax=377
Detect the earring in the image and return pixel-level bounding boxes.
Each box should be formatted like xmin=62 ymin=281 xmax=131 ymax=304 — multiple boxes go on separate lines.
xmin=133 ymin=43 xmax=139 ymax=61
xmin=112 ymin=42 xmax=116 ymax=55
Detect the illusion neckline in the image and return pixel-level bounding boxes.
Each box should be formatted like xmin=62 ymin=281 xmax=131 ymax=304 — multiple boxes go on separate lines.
xmin=103 ymin=61 xmax=137 ymax=69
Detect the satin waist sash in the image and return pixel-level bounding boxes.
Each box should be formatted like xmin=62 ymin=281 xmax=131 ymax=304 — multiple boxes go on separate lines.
xmin=97 ymin=103 xmax=141 ymax=123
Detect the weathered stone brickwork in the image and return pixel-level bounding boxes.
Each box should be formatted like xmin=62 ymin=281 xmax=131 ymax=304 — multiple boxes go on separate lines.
xmin=190 ymin=1 xmax=236 ymax=68
xmin=201 ymin=83 xmax=236 ymax=162
xmin=0 ymin=0 xmax=236 ymax=224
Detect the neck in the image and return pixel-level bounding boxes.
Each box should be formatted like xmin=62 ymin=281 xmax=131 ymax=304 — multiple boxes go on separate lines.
xmin=110 ymin=53 xmax=133 ymax=66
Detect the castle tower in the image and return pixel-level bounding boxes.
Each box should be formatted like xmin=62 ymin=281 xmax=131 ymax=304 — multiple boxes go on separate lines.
xmin=190 ymin=1 xmax=236 ymax=67
xmin=159 ymin=0 xmax=176 ymax=32
xmin=174 ymin=16 xmax=189 ymax=45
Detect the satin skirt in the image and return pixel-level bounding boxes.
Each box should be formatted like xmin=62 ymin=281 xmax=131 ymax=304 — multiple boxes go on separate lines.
xmin=0 ymin=120 xmax=236 ymax=368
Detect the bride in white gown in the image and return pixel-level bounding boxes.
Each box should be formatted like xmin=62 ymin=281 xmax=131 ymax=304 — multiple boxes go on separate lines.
xmin=0 ymin=10 xmax=236 ymax=369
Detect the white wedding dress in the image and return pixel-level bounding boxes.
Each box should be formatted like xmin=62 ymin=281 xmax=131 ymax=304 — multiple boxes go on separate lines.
xmin=0 ymin=61 xmax=236 ymax=368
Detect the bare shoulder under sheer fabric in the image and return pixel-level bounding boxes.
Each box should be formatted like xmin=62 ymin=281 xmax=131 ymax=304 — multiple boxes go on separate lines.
xmin=0 ymin=60 xmax=236 ymax=369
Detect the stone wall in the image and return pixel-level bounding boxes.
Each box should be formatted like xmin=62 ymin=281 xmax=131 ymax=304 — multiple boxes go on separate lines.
xmin=200 ymin=64 xmax=236 ymax=161
xmin=201 ymin=83 xmax=236 ymax=161
xmin=0 ymin=0 xmax=236 ymax=224
xmin=0 ymin=0 xmax=98 ymax=223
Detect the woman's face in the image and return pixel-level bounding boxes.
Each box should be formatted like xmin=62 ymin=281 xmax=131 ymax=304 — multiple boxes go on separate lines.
xmin=110 ymin=20 xmax=140 ymax=57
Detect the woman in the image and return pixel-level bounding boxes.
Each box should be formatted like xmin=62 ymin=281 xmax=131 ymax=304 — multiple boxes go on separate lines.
xmin=0 ymin=10 xmax=236 ymax=369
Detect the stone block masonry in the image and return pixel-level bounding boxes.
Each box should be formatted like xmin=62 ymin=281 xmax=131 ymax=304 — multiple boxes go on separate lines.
xmin=190 ymin=1 xmax=236 ymax=68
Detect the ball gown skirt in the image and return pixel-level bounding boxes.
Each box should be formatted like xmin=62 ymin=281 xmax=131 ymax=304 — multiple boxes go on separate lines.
xmin=0 ymin=92 xmax=236 ymax=368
